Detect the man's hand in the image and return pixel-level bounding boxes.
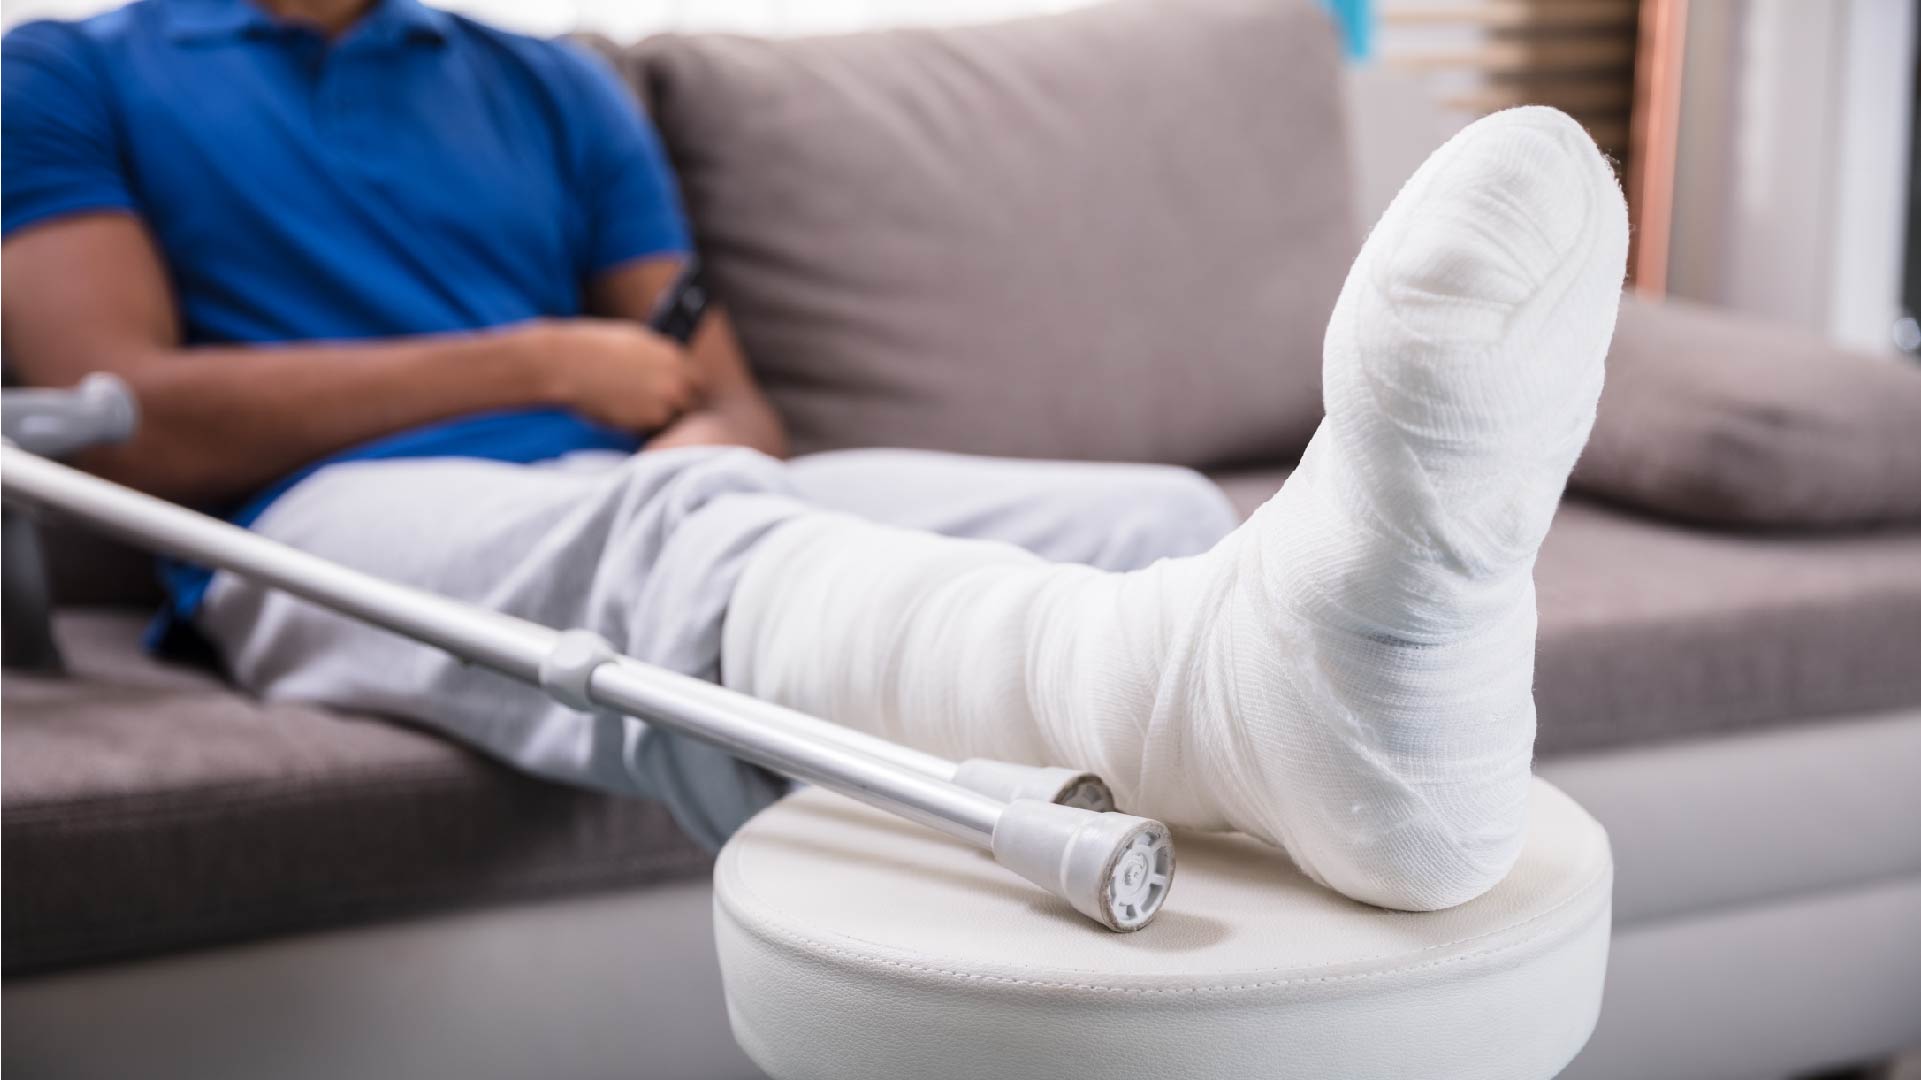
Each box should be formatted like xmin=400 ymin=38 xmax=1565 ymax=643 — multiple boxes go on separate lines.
xmin=589 ymin=260 xmax=789 ymax=459
xmin=520 ymin=318 xmax=698 ymax=433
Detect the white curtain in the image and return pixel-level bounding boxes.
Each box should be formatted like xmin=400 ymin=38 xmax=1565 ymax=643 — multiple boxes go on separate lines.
xmin=1 ymin=0 xmax=1094 ymax=36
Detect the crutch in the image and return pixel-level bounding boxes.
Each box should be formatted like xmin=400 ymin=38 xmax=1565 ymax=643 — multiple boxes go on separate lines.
xmin=0 ymin=376 xmax=1118 ymax=812
xmin=0 ymin=386 xmax=1175 ymax=932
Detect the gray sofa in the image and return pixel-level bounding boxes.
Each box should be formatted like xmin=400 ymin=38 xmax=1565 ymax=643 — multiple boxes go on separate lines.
xmin=6 ymin=2 xmax=1920 ymax=1078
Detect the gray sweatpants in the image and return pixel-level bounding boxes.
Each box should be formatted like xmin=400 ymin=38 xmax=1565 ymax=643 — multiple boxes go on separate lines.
xmin=198 ymin=447 xmax=1238 ymax=845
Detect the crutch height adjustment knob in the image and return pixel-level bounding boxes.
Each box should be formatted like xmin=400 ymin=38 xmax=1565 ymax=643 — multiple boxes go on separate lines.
xmin=538 ymin=629 xmax=619 ymax=713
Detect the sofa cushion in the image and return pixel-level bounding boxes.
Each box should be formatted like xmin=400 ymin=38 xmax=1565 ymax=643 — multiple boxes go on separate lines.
xmin=1209 ymin=467 xmax=1921 ymax=755
xmin=1572 ymin=295 xmax=1921 ymax=529
xmin=2 ymin=613 xmax=709 ymax=975
xmin=38 ymin=513 xmax=164 ymax=609
xmin=637 ymin=0 xmax=1354 ymax=467
xmin=1531 ymin=500 xmax=1921 ymax=755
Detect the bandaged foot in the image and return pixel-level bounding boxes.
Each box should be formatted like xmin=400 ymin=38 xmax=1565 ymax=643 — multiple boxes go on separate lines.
xmin=722 ymin=107 xmax=1628 ymax=910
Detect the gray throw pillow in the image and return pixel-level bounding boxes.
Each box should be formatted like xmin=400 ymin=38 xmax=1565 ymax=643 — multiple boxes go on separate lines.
xmin=636 ymin=0 xmax=1355 ymax=467
xmin=1572 ymin=295 xmax=1921 ymax=529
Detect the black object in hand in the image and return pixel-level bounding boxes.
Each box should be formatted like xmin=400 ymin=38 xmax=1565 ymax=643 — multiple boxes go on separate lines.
xmin=648 ymin=259 xmax=711 ymax=345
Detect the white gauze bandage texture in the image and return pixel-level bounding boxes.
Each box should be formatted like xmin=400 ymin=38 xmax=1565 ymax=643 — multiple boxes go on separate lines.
xmin=722 ymin=107 xmax=1629 ymax=911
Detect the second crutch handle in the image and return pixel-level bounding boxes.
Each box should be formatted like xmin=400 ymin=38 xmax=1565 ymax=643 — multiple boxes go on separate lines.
xmin=2 ymin=373 xmax=139 ymax=459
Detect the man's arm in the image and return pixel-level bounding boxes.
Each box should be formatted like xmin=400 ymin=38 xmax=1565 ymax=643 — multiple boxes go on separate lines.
xmin=2 ymin=213 xmax=697 ymax=503
xmin=589 ymin=259 xmax=789 ymax=458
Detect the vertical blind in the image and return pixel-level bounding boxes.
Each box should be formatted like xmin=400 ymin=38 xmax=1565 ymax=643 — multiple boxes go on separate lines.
xmin=1375 ymin=0 xmax=1687 ymax=287
xmin=1375 ymin=0 xmax=1641 ymax=163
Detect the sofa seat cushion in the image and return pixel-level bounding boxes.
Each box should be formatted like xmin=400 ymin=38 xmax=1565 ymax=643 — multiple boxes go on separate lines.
xmin=12 ymin=494 xmax=1916 ymax=975
xmin=1210 ymin=468 xmax=1921 ymax=756
xmin=2 ymin=613 xmax=709 ymax=975
xmin=1531 ymin=501 xmax=1921 ymax=755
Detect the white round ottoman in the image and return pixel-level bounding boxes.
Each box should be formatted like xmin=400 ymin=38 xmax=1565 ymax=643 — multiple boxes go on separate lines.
xmin=714 ymin=779 xmax=1613 ymax=1080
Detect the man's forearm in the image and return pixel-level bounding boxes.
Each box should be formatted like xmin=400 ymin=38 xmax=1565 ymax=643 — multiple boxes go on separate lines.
xmin=78 ymin=326 xmax=552 ymax=504
xmin=5 ymin=218 xmax=717 ymax=502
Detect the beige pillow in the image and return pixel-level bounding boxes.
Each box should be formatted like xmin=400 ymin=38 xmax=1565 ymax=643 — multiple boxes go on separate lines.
xmin=636 ymin=0 xmax=1355 ymax=467
xmin=1573 ymin=295 xmax=1921 ymax=529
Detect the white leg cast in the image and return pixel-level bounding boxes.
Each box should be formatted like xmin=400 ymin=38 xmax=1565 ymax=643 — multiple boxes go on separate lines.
xmin=723 ymin=107 xmax=1629 ymax=911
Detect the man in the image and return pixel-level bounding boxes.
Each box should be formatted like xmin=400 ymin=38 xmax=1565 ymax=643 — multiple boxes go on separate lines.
xmin=5 ymin=0 xmax=1630 ymax=910
xmin=3 ymin=0 xmax=1235 ymax=841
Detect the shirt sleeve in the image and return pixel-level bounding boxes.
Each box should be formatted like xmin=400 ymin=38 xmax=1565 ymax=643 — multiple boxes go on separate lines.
xmin=554 ymin=43 xmax=692 ymax=275
xmin=2 ymin=21 xmax=138 ymax=238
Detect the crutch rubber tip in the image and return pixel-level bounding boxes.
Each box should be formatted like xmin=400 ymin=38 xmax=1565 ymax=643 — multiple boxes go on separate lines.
xmin=991 ymin=800 xmax=1175 ymax=932
xmin=952 ymin=759 xmax=1117 ymax=813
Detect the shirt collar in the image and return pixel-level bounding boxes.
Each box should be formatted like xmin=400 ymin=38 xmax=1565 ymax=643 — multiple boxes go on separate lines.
xmin=162 ymin=0 xmax=451 ymax=46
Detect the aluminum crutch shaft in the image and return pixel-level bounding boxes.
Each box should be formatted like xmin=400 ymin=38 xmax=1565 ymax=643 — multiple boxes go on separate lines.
xmin=0 ymin=445 xmax=1172 ymax=930
xmin=0 ymin=374 xmax=1116 ymax=811
xmin=619 ymin=659 xmax=1117 ymax=812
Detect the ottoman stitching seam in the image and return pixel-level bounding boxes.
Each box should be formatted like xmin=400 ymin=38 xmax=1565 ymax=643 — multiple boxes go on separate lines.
xmin=725 ymin=861 xmax=1612 ymax=994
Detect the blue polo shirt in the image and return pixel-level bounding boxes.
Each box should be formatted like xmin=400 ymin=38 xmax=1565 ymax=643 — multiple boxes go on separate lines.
xmin=1 ymin=0 xmax=690 ymax=626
